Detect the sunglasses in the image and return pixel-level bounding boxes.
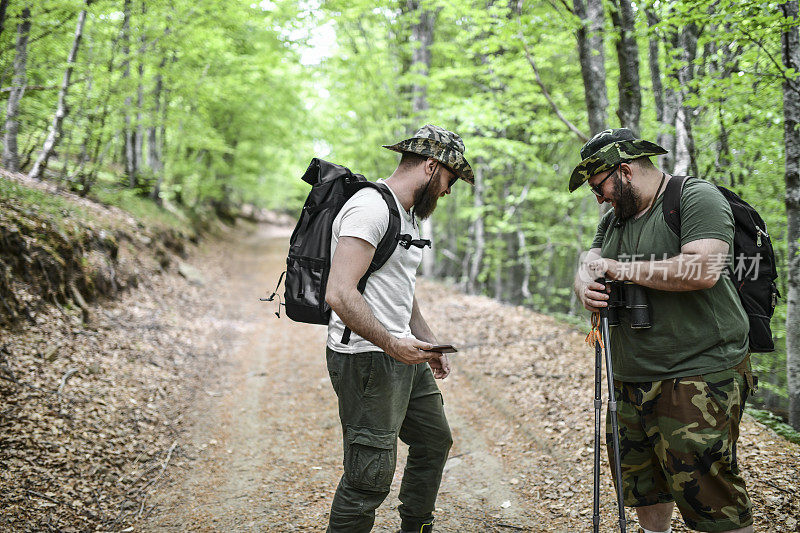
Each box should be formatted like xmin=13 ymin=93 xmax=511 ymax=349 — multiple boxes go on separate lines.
xmin=589 ymin=165 xmax=619 ymax=197
xmin=434 ymin=161 xmax=458 ymax=189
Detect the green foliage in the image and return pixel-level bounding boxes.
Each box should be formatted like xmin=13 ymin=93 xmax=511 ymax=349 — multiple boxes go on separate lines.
xmin=747 ymin=408 xmax=800 ymax=445
xmin=0 ymin=0 xmax=314 ymax=214
xmin=89 ymin=182 xmax=184 ymax=231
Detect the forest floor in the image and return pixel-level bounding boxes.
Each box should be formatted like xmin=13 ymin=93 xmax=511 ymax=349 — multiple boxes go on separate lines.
xmin=3 ymin=222 xmax=800 ymax=532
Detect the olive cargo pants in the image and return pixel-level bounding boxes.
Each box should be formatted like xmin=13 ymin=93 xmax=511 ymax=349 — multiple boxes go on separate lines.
xmin=326 ymin=348 xmax=453 ymax=533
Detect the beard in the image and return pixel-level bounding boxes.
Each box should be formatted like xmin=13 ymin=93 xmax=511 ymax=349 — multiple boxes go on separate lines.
xmin=612 ymin=174 xmax=642 ymax=221
xmin=412 ymin=168 xmax=442 ymax=220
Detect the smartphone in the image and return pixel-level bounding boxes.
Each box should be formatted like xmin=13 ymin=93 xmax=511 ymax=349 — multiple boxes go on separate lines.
xmin=422 ymin=344 xmax=458 ymax=354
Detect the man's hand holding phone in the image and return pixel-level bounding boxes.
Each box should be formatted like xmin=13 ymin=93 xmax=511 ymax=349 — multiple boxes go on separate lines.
xmin=422 ymin=344 xmax=456 ymax=379
xmin=422 ymin=344 xmax=458 ymax=354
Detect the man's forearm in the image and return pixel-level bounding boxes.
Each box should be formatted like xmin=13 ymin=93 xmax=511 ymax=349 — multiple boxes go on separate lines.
xmin=330 ymin=288 xmax=396 ymax=352
xmin=409 ymin=297 xmax=437 ymax=344
xmin=618 ymin=253 xmax=720 ymax=291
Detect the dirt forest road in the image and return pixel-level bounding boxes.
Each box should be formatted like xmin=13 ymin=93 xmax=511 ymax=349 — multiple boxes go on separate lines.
xmin=142 ymin=224 xmax=800 ymax=532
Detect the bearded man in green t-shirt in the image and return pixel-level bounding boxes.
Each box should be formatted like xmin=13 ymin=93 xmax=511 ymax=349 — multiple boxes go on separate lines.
xmin=571 ymin=128 xmax=756 ymax=533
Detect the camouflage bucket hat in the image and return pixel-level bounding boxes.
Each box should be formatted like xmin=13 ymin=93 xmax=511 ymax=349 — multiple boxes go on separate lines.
xmin=383 ymin=125 xmax=474 ymax=185
xmin=568 ymin=128 xmax=668 ymax=192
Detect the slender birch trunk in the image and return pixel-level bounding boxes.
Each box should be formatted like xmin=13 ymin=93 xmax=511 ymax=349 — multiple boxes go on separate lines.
xmin=28 ymin=3 xmax=91 ymax=181
xmin=2 ymin=7 xmax=31 ymax=171
xmin=781 ymin=0 xmax=800 ymax=430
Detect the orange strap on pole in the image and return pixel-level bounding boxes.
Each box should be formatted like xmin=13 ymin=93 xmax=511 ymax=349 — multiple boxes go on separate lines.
xmin=585 ymin=312 xmax=603 ymax=347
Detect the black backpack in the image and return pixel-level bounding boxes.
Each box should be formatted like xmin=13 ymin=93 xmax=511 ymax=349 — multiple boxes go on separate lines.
xmin=263 ymin=158 xmax=429 ymax=344
xmin=663 ymin=176 xmax=780 ymax=352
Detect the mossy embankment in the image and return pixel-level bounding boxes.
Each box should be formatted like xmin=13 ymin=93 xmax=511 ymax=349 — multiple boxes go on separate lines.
xmin=0 ymin=171 xmax=196 ymax=327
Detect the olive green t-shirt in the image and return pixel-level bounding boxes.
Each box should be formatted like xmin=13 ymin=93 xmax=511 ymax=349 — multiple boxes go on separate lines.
xmin=591 ymin=178 xmax=749 ymax=382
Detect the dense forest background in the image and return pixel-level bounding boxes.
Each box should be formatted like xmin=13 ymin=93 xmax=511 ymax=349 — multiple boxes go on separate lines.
xmin=0 ymin=0 xmax=798 ymax=430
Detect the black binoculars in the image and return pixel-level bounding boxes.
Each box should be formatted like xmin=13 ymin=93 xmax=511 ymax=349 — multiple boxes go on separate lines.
xmin=606 ymin=280 xmax=651 ymax=329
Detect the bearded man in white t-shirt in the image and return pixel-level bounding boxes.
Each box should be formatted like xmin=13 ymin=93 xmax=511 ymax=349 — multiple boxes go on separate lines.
xmin=324 ymin=125 xmax=474 ymax=533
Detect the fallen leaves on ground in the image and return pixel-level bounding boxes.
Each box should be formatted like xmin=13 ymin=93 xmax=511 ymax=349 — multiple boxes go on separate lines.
xmin=0 ymin=251 xmax=228 ymax=532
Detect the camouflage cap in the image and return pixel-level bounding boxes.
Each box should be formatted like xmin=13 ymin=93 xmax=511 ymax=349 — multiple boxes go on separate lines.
xmin=568 ymin=128 xmax=668 ymax=192
xmin=383 ymin=125 xmax=474 ymax=185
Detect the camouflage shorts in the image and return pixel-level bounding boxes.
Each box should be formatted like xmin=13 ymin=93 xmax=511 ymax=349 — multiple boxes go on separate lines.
xmin=607 ymin=355 xmax=755 ymax=532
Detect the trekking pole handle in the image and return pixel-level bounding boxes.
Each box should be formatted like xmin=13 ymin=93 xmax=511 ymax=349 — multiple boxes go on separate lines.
xmin=595 ymin=276 xmax=609 ymax=320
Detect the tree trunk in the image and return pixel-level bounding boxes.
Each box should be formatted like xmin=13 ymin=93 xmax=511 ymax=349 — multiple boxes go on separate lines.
xmin=467 ymin=162 xmax=485 ymax=294
xmin=121 ymin=0 xmax=137 ymax=188
xmin=151 ymin=66 xmax=169 ymax=204
xmin=406 ymin=0 xmax=436 ymax=276
xmin=2 ymin=7 xmax=31 ymax=172
xmin=573 ymin=0 xmax=608 ymax=136
xmin=708 ymin=34 xmax=741 ymax=186
xmin=574 ymin=0 xmax=609 ymax=216
xmin=135 ymin=65 xmax=144 ymax=177
xmin=715 ymin=106 xmax=733 ymax=185
xmin=60 ymin=126 xmax=76 ymax=181
xmin=781 ymin=0 xmax=800 ymax=430
xmin=517 ymin=229 xmax=531 ymax=301
xmin=645 ymin=7 xmax=663 ymax=124
xmin=610 ymin=0 xmax=641 ymax=135
xmin=28 ymin=3 xmax=90 ymax=181
xmin=148 ymin=70 xmax=164 ymax=201
xmin=149 ymin=23 xmax=170 ymax=203
xmin=407 ymin=0 xmax=434 ymax=121
xmin=669 ymin=23 xmax=699 ymax=176
xmin=67 ymin=32 xmax=96 ymax=187
xmin=0 ymin=0 xmax=10 ymax=40
xmin=135 ymin=0 xmax=146 ymax=179
xmin=81 ymin=29 xmax=122 ymax=195
xmin=493 ymin=249 xmax=503 ymax=300
xmin=73 ymin=69 xmax=95 ymax=186
xmin=644 ymin=6 xmax=672 ymax=170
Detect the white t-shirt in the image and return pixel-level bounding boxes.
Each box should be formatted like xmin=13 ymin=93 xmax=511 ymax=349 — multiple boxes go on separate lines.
xmin=326 ymin=180 xmax=423 ymax=353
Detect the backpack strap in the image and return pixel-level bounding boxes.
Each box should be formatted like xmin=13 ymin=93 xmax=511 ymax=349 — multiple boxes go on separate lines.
xmin=340 ymin=182 xmax=403 ymax=345
xmin=663 ymin=175 xmax=692 ymax=238
xmin=368 ymin=183 xmax=403 ymax=274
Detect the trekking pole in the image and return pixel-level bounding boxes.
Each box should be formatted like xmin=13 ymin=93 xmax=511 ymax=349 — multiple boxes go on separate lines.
xmin=592 ymin=313 xmax=602 ymax=533
xmin=597 ymin=281 xmax=627 ymax=533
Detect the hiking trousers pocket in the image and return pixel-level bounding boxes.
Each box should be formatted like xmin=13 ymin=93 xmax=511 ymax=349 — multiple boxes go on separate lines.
xmin=344 ymin=426 xmax=396 ymax=492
